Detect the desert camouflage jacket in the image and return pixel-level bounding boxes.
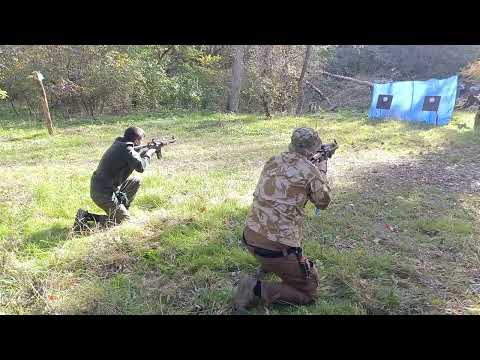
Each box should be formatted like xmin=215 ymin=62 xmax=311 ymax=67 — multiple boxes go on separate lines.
xmin=245 ymin=151 xmax=331 ymax=248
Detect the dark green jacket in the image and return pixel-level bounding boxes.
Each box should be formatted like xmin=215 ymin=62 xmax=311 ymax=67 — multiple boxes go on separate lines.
xmin=90 ymin=137 xmax=150 ymax=196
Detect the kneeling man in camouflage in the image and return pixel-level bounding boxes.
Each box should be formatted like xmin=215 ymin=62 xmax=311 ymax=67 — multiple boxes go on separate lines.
xmin=233 ymin=127 xmax=331 ymax=312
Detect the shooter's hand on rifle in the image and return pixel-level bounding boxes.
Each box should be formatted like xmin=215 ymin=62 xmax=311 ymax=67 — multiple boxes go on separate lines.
xmin=143 ymin=148 xmax=157 ymax=159
xmin=310 ymin=139 xmax=339 ymax=164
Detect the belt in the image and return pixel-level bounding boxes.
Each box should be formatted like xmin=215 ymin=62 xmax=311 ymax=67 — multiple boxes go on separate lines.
xmin=242 ymin=232 xmax=298 ymax=258
xmin=242 ymin=232 xmax=312 ymax=279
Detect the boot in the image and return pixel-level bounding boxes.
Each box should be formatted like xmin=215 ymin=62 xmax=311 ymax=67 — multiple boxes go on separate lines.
xmin=232 ymin=275 xmax=260 ymax=314
xmin=89 ymin=213 xmax=109 ymax=227
xmin=72 ymin=209 xmax=90 ymax=233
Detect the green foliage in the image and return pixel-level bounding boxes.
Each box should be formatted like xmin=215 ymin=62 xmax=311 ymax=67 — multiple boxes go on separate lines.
xmin=242 ymin=46 xmax=305 ymax=114
xmin=462 ymin=58 xmax=480 ymax=81
xmin=327 ymin=45 xmax=480 ymax=79
xmin=2 ymin=45 xmax=477 ymax=121
xmin=0 ymin=45 xmax=231 ymax=118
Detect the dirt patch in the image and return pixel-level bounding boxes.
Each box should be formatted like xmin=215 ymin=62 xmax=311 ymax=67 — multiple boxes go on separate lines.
xmin=189 ymin=120 xmax=227 ymax=131
xmin=324 ymin=137 xmax=480 ymax=314
xmin=330 ymin=141 xmax=480 ymax=195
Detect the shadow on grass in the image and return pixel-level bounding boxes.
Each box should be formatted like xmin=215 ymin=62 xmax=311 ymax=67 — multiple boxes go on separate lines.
xmin=27 ymin=224 xmax=71 ymax=250
xmin=0 ymin=109 xmax=297 ymax=136
xmin=0 ymin=110 xmax=223 ymax=131
xmin=0 ymin=133 xmax=45 ymax=142
xmin=365 ymin=117 xmax=438 ymax=130
xmin=54 ymin=206 xmax=255 ymax=314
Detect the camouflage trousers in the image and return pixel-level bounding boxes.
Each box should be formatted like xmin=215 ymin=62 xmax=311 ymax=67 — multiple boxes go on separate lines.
xmin=90 ymin=177 xmax=141 ymax=225
xmin=244 ymin=228 xmax=319 ymax=305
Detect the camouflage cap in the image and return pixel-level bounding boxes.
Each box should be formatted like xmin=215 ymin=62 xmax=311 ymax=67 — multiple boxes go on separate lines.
xmin=289 ymin=127 xmax=322 ymax=154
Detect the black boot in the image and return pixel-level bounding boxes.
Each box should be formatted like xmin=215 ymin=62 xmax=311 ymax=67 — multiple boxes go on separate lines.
xmin=72 ymin=209 xmax=91 ymax=233
xmin=89 ymin=213 xmax=110 ymax=228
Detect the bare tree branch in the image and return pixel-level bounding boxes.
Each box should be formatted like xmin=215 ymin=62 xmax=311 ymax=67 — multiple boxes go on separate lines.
xmin=158 ymin=46 xmax=174 ymax=63
xmin=305 ymin=80 xmax=333 ymax=107
xmin=318 ymin=70 xmax=373 ymax=87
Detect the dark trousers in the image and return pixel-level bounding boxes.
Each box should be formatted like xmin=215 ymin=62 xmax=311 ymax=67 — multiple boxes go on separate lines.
xmin=91 ymin=177 xmax=141 ymax=225
xmin=244 ymin=227 xmax=319 ymax=305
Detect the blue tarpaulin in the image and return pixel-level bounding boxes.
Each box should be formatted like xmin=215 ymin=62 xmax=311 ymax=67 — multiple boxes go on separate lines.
xmin=368 ymin=75 xmax=458 ymax=125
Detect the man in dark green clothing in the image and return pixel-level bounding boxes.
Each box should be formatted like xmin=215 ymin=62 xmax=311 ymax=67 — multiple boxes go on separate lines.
xmin=73 ymin=126 xmax=156 ymax=232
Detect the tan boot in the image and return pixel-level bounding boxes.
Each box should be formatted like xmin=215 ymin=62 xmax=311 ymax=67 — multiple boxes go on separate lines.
xmin=233 ymin=275 xmax=260 ymax=313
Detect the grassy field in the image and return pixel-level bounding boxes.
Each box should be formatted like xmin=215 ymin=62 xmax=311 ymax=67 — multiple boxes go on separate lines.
xmin=1 ymin=109 xmax=479 ymax=315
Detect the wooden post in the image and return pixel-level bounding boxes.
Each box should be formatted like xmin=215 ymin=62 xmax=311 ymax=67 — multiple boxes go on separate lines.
xmin=31 ymin=71 xmax=54 ymax=135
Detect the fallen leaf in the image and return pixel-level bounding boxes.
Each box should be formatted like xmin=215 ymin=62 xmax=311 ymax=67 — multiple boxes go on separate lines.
xmin=384 ymin=224 xmax=394 ymax=232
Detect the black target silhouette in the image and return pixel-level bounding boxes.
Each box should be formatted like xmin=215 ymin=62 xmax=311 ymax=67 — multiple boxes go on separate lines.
xmin=422 ymin=96 xmax=441 ymax=111
xmin=376 ymin=94 xmax=393 ymax=110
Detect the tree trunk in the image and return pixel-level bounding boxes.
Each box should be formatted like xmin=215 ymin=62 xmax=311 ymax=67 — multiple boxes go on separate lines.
xmin=261 ymin=46 xmax=273 ymax=118
xmin=25 ymin=98 xmax=34 ymax=121
xmin=475 ymin=109 xmax=480 ymax=131
xmin=80 ymin=95 xmax=90 ymax=117
xmin=296 ymin=45 xmax=312 ymax=115
xmin=88 ymin=101 xmax=96 ymax=119
xmin=227 ymin=45 xmax=245 ymax=113
xmin=280 ymin=46 xmax=289 ymax=113
xmin=261 ymin=95 xmax=271 ymax=119
xmin=9 ymin=98 xmax=19 ymax=116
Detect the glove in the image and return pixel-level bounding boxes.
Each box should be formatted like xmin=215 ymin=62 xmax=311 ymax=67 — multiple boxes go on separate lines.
xmin=316 ymin=160 xmax=327 ymax=174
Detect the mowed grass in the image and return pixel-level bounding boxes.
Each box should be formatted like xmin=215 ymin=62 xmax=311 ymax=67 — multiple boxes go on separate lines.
xmin=0 ymin=109 xmax=479 ymax=314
